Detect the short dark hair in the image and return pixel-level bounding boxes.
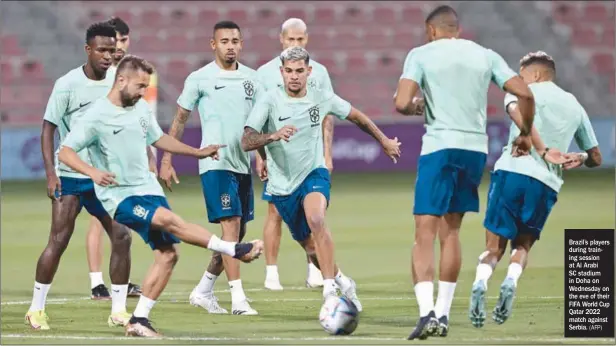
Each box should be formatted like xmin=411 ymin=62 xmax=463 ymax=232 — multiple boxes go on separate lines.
xmin=213 ymin=20 xmax=241 ymax=36
xmin=426 ymin=5 xmax=458 ymax=24
xmin=520 ymin=51 xmax=556 ymax=74
xmin=117 ymin=54 xmax=155 ymax=75
xmin=85 ymin=22 xmax=117 ymax=44
xmin=107 ymin=16 xmax=130 ymax=35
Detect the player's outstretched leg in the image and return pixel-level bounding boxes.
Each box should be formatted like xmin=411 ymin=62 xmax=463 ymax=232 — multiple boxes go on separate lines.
xmin=433 ymin=213 xmax=463 ymax=337
xmin=469 ymin=230 xmax=507 ymax=328
xmin=493 ymin=234 xmax=535 ymax=325
xmin=263 ymin=201 xmax=285 ymax=291
xmin=25 ymin=196 xmax=81 ymax=330
xmin=407 ymin=214 xmax=439 ymax=340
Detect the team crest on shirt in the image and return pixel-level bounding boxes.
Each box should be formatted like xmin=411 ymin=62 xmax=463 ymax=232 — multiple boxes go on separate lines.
xmin=221 ymin=193 xmax=231 ymax=210
xmin=243 ymin=80 xmax=254 ymax=100
xmin=308 ymin=78 xmax=318 ymax=89
xmin=139 ymin=117 xmax=148 ymax=137
xmin=309 ymin=106 xmax=320 ymax=127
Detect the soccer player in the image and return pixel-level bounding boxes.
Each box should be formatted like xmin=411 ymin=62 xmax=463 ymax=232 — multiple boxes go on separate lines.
xmin=256 ymin=17 xmax=332 ymax=291
xmin=159 ymin=21 xmax=259 ymax=315
xmin=58 ymin=55 xmax=264 ymax=337
xmin=26 ymin=22 xmax=133 ymax=331
xmin=85 ymin=16 xmax=143 ymax=300
xmin=393 ymin=6 xmax=537 ymax=340
xmin=242 ymin=46 xmax=401 ymax=312
xmin=469 ymin=51 xmax=602 ymax=328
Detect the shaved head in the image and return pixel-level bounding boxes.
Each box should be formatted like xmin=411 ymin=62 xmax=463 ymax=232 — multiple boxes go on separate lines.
xmin=425 ymin=5 xmax=460 ymax=41
xmin=281 ymin=18 xmax=307 ymax=35
xmin=280 ymin=18 xmax=309 ymax=50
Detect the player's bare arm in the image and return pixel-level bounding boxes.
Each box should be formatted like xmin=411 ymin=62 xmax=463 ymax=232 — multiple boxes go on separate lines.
xmin=159 ymin=106 xmax=191 ymax=190
xmin=503 ymin=77 xmax=535 ymax=136
xmin=240 ymin=125 xmax=298 ymax=152
xmin=346 ymin=107 xmax=402 ymax=163
xmin=58 ymin=146 xmax=117 ymax=187
xmin=41 ymin=120 xmax=61 ymax=200
xmin=152 ymin=134 xmax=226 ymax=160
xmin=394 ymin=79 xmax=424 ymax=116
xmin=146 ymin=146 xmax=157 ymax=174
xmin=322 ymin=115 xmax=334 ymax=171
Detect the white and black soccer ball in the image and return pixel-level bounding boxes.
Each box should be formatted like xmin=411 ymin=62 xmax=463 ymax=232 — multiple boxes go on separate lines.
xmin=319 ymin=295 xmax=359 ymax=335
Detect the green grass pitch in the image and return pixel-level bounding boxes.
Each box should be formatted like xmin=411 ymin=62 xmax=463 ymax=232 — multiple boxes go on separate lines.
xmin=1 ymin=171 xmax=614 ymax=344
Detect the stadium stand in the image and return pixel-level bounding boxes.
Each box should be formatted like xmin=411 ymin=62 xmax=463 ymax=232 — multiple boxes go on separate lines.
xmin=1 ymin=1 xmax=613 ymax=126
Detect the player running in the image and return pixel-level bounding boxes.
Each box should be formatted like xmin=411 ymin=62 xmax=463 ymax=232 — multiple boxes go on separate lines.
xmin=26 ymin=22 xmax=133 ymax=331
xmin=242 ymin=46 xmax=401 ymax=313
xmin=393 ymin=5 xmax=537 ymax=340
xmin=159 ymin=21 xmax=259 ymax=315
xmin=469 ymin=51 xmax=602 ymax=328
xmin=58 ymin=55 xmax=264 ymax=338
xmin=85 ymin=16 xmax=144 ymax=300
xmin=256 ymin=18 xmax=333 ymax=291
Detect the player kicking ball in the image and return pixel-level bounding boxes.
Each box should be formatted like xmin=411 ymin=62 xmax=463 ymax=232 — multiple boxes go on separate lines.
xmin=58 ymin=55 xmax=263 ymax=337
xmin=241 ymin=46 xmax=401 ymax=312
xmin=469 ymin=51 xmax=602 ymax=328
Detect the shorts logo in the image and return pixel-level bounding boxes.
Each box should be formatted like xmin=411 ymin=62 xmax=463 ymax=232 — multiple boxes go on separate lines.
xmin=221 ymin=193 xmax=231 ymax=210
xmin=243 ymin=80 xmax=254 ymax=100
xmin=309 ymin=106 xmax=320 ymax=127
xmin=133 ymin=205 xmax=150 ymax=220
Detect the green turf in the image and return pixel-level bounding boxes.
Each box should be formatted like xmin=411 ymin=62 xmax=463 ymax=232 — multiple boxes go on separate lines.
xmin=1 ymin=171 xmax=614 ymax=344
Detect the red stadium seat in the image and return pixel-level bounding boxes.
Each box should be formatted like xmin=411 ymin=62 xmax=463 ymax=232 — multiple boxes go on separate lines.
xmin=312 ymin=7 xmax=337 ymax=25
xmin=112 ymin=10 xmax=134 ymax=25
xmin=140 ymin=10 xmax=163 ymax=28
xmin=166 ymin=59 xmax=191 ymax=81
xmin=165 ymin=33 xmax=191 ymax=53
xmin=306 ymin=29 xmax=330 ymax=50
xmin=87 ymin=9 xmax=108 ymax=22
xmin=334 ymin=28 xmax=363 ymax=49
xmin=168 ymin=9 xmax=196 ymax=28
xmin=582 ymin=2 xmax=610 ymax=23
xmin=282 ymin=8 xmax=309 ymax=22
xmin=590 ymin=53 xmax=614 ymax=73
xmin=571 ymin=26 xmax=600 ymax=47
xmin=401 ymin=5 xmax=425 ymax=24
xmin=338 ymin=5 xmax=371 ymax=24
xmin=552 ymin=2 xmax=579 ymax=24
xmin=254 ymin=6 xmax=283 ymax=24
xmin=20 ymin=61 xmax=46 ymax=81
xmin=363 ymin=28 xmax=393 ymax=49
xmin=344 ymin=53 xmax=370 ymax=72
xmin=134 ymin=33 xmax=163 ymax=53
xmin=602 ymin=28 xmax=615 ymax=47
xmin=1 ymin=62 xmax=15 ymax=83
xmin=2 ymin=35 xmax=24 ymax=56
xmin=373 ymin=5 xmax=397 ymax=24
xmin=227 ymin=8 xmax=249 ymax=23
xmin=393 ymin=28 xmax=422 ymax=49
xmin=198 ymin=9 xmax=221 ymax=24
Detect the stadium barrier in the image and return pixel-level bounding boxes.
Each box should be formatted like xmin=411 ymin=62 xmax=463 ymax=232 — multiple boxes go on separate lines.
xmin=2 ymin=118 xmax=614 ymax=180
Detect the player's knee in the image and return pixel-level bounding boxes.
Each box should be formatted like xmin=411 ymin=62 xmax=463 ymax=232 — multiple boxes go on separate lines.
xmin=158 ymin=211 xmax=186 ymax=234
xmin=110 ymin=224 xmax=132 ymax=247
xmin=159 ymin=247 xmax=180 ymax=268
xmin=306 ymin=213 xmax=326 ymax=232
xmin=267 ymin=203 xmax=282 ymax=222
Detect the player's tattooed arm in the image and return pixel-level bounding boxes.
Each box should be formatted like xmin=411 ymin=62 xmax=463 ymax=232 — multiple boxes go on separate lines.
xmin=241 ymin=127 xmax=275 ymax=151
xmin=161 ymin=106 xmax=191 ymax=161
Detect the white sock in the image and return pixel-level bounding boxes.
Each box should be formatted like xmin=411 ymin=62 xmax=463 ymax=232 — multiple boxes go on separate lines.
xmin=474 ymin=263 xmax=493 ymax=288
xmin=334 ymin=270 xmax=351 ymax=291
xmin=414 ymin=281 xmax=434 ymax=317
xmin=110 ymin=284 xmax=128 ymax=314
xmin=506 ymin=263 xmax=523 ymax=286
xmin=29 ymin=282 xmax=51 ymax=312
xmin=308 ymin=262 xmax=321 ymax=278
xmin=89 ymin=272 xmax=104 ymax=289
xmin=195 ymin=271 xmax=218 ymax=295
xmin=229 ymin=279 xmax=247 ymax=304
xmin=323 ymin=279 xmax=337 ymax=298
xmin=207 ymin=236 xmax=235 ymax=257
xmin=133 ymin=295 xmax=156 ymax=319
xmin=266 ymin=265 xmax=279 ymax=280
xmin=434 ymin=281 xmax=457 ymax=319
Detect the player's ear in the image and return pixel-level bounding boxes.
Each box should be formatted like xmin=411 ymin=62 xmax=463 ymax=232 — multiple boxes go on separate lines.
xmin=210 ymin=38 xmax=216 ymax=51
xmin=84 ymin=44 xmax=91 ymax=56
xmin=279 ymin=33 xmax=285 ymax=46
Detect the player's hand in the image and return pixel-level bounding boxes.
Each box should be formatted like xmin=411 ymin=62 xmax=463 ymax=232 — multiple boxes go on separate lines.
xmin=538 ymin=148 xmax=571 ymax=165
xmin=382 ymin=137 xmax=402 ymax=163
xmin=562 ymin=152 xmax=586 ymax=170
xmin=511 ymin=135 xmax=532 ymax=157
xmin=271 ymin=125 xmax=298 ymax=142
xmin=255 ymin=156 xmax=268 ymax=181
xmin=197 ymin=144 xmax=227 ymax=160
xmin=46 ymin=174 xmax=61 ymax=201
xmin=90 ymin=170 xmax=118 ymax=187
xmin=159 ymin=160 xmax=179 ymax=192
xmin=412 ymin=97 xmax=425 ymax=116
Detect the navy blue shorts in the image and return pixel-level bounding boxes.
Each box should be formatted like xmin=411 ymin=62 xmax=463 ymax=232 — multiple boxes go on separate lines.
xmin=414 ymin=149 xmax=487 ymax=216
xmin=114 ymin=195 xmax=181 ymax=250
xmin=261 ymin=181 xmax=273 ymax=202
xmin=200 ymin=170 xmax=254 ymax=224
xmin=56 ymin=177 xmax=108 ymax=219
xmin=271 ymin=168 xmax=331 ymax=242
xmin=484 ymin=170 xmax=558 ymax=240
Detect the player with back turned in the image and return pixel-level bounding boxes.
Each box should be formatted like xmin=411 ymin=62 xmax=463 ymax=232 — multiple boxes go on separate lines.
xmin=159 ymin=21 xmax=260 ymax=315
xmin=57 ymin=55 xmax=264 ymax=338
xmin=26 ymin=22 xmax=134 ymax=331
xmin=256 ymin=17 xmax=334 ymax=291
xmin=468 ymin=51 xmax=602 ymax=328
xmin=394 ymin=5 xmax=537 ymax=340
xmin=242 ymin=46 xmax=402 ymax=314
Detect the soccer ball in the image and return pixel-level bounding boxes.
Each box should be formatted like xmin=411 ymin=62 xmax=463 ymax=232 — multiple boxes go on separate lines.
xmin=319 ymin=295 xmax=360 ymax=335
